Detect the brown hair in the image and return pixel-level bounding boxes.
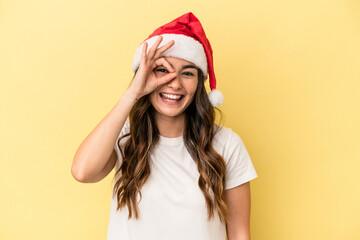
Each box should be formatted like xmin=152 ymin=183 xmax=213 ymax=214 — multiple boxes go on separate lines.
xmin=112 ymin=69 xmax=229 ymax=223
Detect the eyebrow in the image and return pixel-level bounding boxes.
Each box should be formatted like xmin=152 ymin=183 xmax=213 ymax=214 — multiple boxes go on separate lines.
xmin=167 ymin=63 xmax=198 ymax=70
xmin=182 ymin=65 xmax=197 ymax=70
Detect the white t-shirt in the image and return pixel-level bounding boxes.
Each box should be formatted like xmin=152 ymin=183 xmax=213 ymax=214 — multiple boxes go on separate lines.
xmin=107 ymin=119 xmax=258 ymax=240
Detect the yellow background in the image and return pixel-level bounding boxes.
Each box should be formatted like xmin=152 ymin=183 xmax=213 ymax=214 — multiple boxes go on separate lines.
xmin=1 ymin=0 xmax=359 ymax=239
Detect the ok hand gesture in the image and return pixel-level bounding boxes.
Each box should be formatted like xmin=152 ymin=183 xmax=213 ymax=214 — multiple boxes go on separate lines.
xmin=128 ymin=36 xmax=177 ymax=99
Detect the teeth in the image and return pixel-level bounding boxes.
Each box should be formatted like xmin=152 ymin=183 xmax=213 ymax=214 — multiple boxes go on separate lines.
xmin=163 ymin=98 xmax=178 ymax=102
xmin=162 ymin=93 xmax=182 ymax=100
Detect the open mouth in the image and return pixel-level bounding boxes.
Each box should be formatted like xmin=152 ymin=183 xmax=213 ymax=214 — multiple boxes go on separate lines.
xmin=159 ymin=93 xmax=184 ymax=103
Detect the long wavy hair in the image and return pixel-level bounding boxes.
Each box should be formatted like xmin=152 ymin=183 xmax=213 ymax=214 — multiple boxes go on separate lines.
xmin=112 ymin=68 xmax=229 ymax=223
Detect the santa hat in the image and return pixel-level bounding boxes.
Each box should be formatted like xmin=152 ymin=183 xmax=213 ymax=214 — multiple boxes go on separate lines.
xmin=132 ymin=12 xmax=224 ymax=107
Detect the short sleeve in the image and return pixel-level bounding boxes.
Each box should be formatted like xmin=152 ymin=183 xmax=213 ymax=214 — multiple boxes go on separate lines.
xmin=113 ymin=118 xmax=130 ymax=168
xmin=223 ymin=129 xmax=258 ymax=190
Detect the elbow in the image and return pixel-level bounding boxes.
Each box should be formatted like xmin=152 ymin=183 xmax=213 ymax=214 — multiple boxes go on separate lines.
xmin=71 ymin=162 xmax=88 ymax=183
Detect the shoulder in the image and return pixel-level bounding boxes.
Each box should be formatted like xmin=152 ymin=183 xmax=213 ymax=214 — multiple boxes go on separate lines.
xmin=115 ymin=118 xmax=131 ymax=148
xmin=119 ymin=118 xmax=130 ymax=137
xmin=212 ymin=124 xmax=247 ymax=160
xmin=113 ymin=118 xmax=131 ymax=169
xmin=213 ymin=124 xmax=244 ymax=147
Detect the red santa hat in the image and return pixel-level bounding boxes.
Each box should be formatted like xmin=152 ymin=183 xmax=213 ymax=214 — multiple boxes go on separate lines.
xmin=132 ymin=12 xmax=224 ymax=107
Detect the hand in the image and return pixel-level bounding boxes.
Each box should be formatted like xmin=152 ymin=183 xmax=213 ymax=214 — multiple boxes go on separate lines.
xmin=127 ymin=36 xmax=177 ymax=99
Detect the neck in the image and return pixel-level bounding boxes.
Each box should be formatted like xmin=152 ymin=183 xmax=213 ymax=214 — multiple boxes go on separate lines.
xmin=155 ymin=113 xmax=186 ymax=138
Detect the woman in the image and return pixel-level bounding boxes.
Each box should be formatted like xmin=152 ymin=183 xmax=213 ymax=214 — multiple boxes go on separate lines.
xmin=72 ymin=12 xmax=258 ymax=240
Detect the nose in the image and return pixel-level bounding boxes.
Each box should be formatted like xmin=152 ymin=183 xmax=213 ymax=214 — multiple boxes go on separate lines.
xmin=167 ymin=74 xmax=182 ymax=90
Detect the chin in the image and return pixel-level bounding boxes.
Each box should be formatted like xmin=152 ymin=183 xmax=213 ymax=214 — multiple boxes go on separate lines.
xmin=153 ymin=103 xmax=187 ymax=117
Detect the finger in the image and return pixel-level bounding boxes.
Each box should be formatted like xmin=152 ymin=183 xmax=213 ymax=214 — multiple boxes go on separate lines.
xmin=140 ymin=42 xmax=148 ymax=64
xmin=147 ymin=36 xmax=163 ymax=59
xmin=156 ymin=72 xmax=177 ymax=86
xmin=153 ymin=40 xmax=175 ymax=59
xmin=154 ymin=58 xmax=175 ymax=72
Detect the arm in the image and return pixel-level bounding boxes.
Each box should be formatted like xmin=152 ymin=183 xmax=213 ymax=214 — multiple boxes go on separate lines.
xmin=225 ymin=181 xmax=251 ymax=240
xmin=71 ymin=36 xmax=177 ymax=183
xmin=71 ymin=90 xmax=138 ymax=183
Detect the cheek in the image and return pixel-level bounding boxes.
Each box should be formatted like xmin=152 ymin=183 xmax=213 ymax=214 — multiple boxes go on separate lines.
xmin=185 ymin=79 xmax=198 ymax=95
xmin=149 ymin=92 xmax=158 ymax=105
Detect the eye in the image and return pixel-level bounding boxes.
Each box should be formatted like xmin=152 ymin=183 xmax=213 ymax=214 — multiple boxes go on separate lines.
xmin=182 ymin=72 xmax=194 ymax=76
xmin=155 ymin=68 xmax=168 ymax=73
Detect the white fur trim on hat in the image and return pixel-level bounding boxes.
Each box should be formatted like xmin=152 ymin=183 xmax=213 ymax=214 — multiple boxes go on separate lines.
xmin=132 ymin=33 xmax=208 ymax=79
xmin=208 ymin=89 xmax=224 ymax=107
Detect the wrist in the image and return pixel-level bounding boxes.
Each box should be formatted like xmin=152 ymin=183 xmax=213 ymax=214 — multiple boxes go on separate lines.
xmin=123 ymin=89 xmax=140 ymax=102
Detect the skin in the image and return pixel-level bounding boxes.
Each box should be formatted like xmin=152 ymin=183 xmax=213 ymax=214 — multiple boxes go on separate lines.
xmin=225 ymin=182 xmax=251 ymax=240
xmin=149 ymin=56 xmax=199 ymax=138
xmin=128 ymin=35 xmax=199 ymax=137
xmin=133 ymin=38 xmax=252 ymax=239
xmin=131 ymin=36 xmax=251 ymax=239
xmin=72 ymin=35 xmax=252 ymax=239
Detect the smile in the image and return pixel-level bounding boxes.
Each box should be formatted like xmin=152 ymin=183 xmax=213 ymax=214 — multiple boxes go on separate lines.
xmin=159 ymin=93 xmax=184 ymax=104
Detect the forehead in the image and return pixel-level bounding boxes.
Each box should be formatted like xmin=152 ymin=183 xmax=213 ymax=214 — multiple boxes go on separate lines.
xmin=164 ymin=56 xmax=196 ymax=67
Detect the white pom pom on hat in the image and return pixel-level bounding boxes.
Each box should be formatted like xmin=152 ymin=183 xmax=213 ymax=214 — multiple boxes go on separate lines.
xmin=208 ymin=89 xmax=224 ymax=107
xmin=132 ymin=12 xmax=224 ymax=107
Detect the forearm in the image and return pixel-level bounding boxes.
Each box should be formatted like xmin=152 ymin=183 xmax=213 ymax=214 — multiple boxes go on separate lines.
xmin=71 ymin=89 xmax=138 ymax=182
